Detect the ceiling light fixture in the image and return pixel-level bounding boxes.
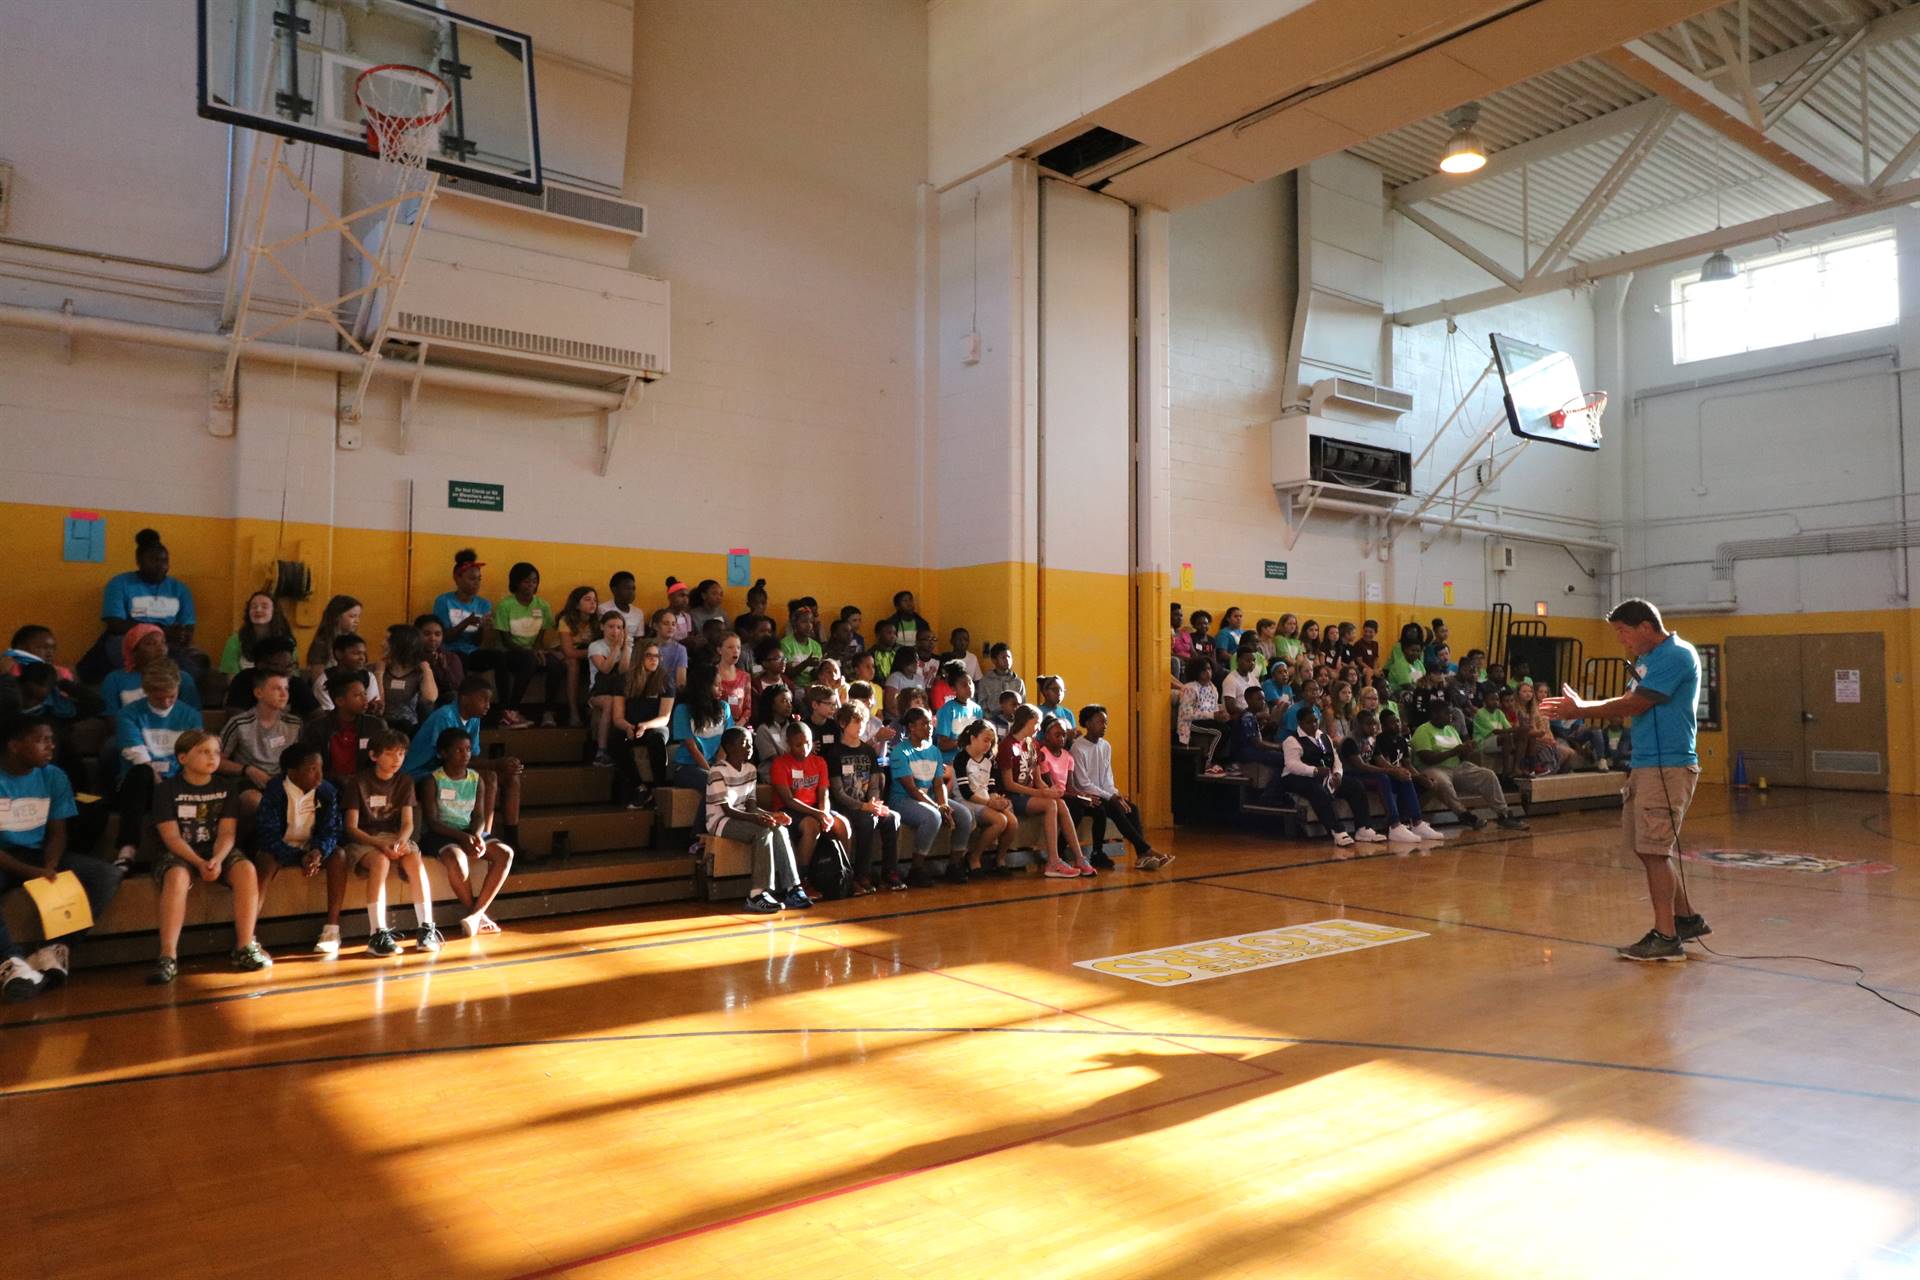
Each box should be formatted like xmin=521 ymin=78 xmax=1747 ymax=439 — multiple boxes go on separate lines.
xmin=1439 ymin=103 xmax=1488 ymax=174
xmin=1699 ymin=135 xmax=1740 ymax=284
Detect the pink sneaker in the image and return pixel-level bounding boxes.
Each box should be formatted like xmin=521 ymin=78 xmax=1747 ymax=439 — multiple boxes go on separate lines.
xmin=1042 ymin=862 xmax=1080 ymax=879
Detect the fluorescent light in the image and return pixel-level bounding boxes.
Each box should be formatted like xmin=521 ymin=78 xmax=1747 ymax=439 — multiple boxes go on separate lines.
xmin=1439 ymin=104 xmax=1487 ymax=175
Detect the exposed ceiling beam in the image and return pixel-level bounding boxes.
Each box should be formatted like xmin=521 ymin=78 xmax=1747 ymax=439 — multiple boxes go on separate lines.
xmin=1395 ymin=204 xmax=1522 ymax=288
xmin=1390 ymin=170 xmax=1920 ymax=327
xmin=1392 ymin=98 xmax=1667 ymax=205
xmin=1760 ymin=25 xmax=1868 ymax=128
xmin=1596 ymin=44 xmax=1862 ymax=204
xmin=1705 ymin=6 xmax=1766 ymax=128
xmin=1729 ymin=3 xmax=1920 ymax=86
xmin=1872 ymin=127 xmax=1920 ymax=191
xmin=1522 ymin=106 xmax=1675 ymax=281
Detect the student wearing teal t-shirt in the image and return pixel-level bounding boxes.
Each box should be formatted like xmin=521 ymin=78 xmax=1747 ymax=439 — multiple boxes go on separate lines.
xmin=1541 ymin=599 xmax=1706 ymax=963
xmin=419 ymin=725 xmax=515 ymax=938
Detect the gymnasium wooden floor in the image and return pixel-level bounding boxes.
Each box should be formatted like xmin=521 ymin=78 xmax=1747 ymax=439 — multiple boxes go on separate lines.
xmin=5 ymin=783 xmax=1918 ymax=1279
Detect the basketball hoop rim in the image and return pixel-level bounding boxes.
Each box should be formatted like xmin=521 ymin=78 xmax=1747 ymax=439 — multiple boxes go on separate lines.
xmin=354 ymin=63 xmax=454 ymax=131
xmin=1549 ymin=390 xmax=1607 ymax=431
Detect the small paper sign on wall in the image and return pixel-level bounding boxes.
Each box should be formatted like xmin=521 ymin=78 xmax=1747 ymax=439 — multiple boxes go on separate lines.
xmin=1835 ymin=669 xmax=1861 ymax=703
xmin=726 ymin=548 xmax=751 ymax=587
xmin=1178 ymin=562 xmax=1194 ymax=591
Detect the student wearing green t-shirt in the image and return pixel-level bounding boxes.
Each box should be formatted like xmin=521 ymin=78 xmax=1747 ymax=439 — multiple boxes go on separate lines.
xmin=1411 ymin=701 xmax=1525 ymax=831
xmin=419 ymin=726 xmax=515 ymax=937
xmin=1470 ymin=693 xmax=1523 ymax=774
xmin=493 ymin=562 xmax=568 ymax=729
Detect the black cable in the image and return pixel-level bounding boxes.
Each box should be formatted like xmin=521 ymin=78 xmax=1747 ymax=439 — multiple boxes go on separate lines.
xmin=1642 ymin=652 xmax=1920 ymax=1020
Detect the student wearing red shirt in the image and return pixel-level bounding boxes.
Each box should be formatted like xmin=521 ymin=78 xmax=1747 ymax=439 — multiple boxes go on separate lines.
xmin=768 ymin=721 xmax=848 ymax=874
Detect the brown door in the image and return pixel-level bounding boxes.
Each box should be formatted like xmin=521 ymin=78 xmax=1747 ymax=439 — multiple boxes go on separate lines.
xmin=1800 ymin=633 xmax=1889 ymax=792
xmin=1726 ymin=634 xmax=1888 ymax=792
xmin=1726 ymin=635 xmax=1807 ymax=787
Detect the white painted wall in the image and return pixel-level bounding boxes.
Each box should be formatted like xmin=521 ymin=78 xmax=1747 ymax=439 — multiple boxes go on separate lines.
xmin=0 ymin=0 xmax=929 ymax=570
xmin=1168 ymin=170 xmax=1608 ymax=619
xmin=1615 ymin=208 xmax=1920 ymax=616
xmin=926 ymin=0 xmax=1310 ymax=188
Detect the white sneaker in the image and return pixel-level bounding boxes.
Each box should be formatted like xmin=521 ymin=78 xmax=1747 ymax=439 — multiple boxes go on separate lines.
xmin=1352 ymin=828 xmax=1387 ymax=843
xmin=1413 ymin=821 xmax=1448 ymax=840
xmin=315 ymin=924 xmax=342 ymax=956
xmin=1332 ymin=831 xmax=1356 ymax=848
xmin=1 ymin=956 xmax=43 ymax=1002
xmin=1596 ymin=759 xmax=1612 ymax=772
xmin=1386 ymin=824 xmax=1421 ymax=843
xmin=26 ymin=943 xmax=69 ymax=987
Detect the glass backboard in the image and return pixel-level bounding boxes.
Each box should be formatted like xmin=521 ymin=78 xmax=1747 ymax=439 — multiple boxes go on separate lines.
xmin=197 ymin=0 xmax=541 ymax=193
xmin=1490 ymin=333 xmax=1602 ymax=452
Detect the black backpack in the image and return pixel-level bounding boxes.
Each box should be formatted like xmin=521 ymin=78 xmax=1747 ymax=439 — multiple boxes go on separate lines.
xmin=808 ymin=836 xmax=854 ymax=900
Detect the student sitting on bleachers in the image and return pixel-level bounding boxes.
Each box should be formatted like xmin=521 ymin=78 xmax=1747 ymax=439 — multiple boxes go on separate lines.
xmin=671 ymin=668 xmax=734 ymax=839
xmin=80 ymin=527 xmax=199 ymax=684
xmin=1412 ymin=700 xmax=1527 ymax=832
xmin=311 ymin=632 xmax=379 ymax=716
xmin=995 ymin=704 xmax=1081 ymax=881
xmin=733 ymin=580 xmax=774 ymax=639
xmin=403 ymin=677 xmax=524 ymax=851
xmin=1221 ymin=645 xmax=1261 ymax=714
xmin=148 ymin=729 xmax=269 ymax=985
xmin=1068 ymin=705 xmax=1167 ymax=871
xmin=1513 ymin=683 xmax=1576 ymax=775
xmin=883 ymin=591 xmax=933 ymax=650
xmin=652 ymin=608 xmax=691 ymax=692
xmin=413 ymin=614 xmax=464 ymax=709
xmin=1340 ymin=710 xmax=1438 ymax=844
xmin=933 ymin=668 xmax=981 ymax=757
xmin=1037 ymin=717 xmax=1091 ymax=877
xmin=951 ymin=720 xmax=1014 ymax=877
xmin=218 ymin=591 xmax=293 ymax=677
xmin=1471 ymin=689 xmax=1522 ymax=775
xmin=225 ymin=636 xmax=320 ymax=717
xmin=420 ymin=726 xmax=515 ymax=938
xmin=250 ymin=741 xmax=346 ymax=956
xmin=715 ymin=632 xmax=754 ymax=728
xmin=883 ymin=645 xmax=923 ymax=716
xmin=303 ymin=595 xmax=363 ymax=687
xmin=707 ymin=726 xmax=808 ymax=915
xmin=1036 ymin=676 xmax=1076 ymax=736
xmin=494 ymin=562 xmax=567 ymax=729
xmin=588 ymin=610 xmax=635 ymax=767
xmin=0 ymin=714 xmax=122 ymax=1001
xmin=434 ymin=550 xmax=500 ymax=715
xmin=662 ymin=578 xmax=696 ymax=643
xmin=345 ymin=728 xmax=439 ymax=958
xmin=769 ymin=721 xmax=848 ymax=887
xmin=825 ymin=702 xmax=899 ymax=894
xmin=374 ymin=624 xmax=438 ymax=731
xmin=301 ymin=670 xmax=386 ymax=786
xmin=114 ymin=661 xmax=203 ymax=870
xmin=891 ymin=706 xmax=976 ymax=886
xmin=101 ymin=623 xmax=202 ymax=713
xmin=217 ymin=670 xmax=301 ymax=822
xmin=752 ymin=684 xmax=795 ymax=782
xmin=1385 ymin=627 xmax=1426 ymax=690
xmin=1176 ymin=656 xmax=1229 ymax=774
xmin=4 ymin=625 xmax=75 ymax=683
xmin=1278 ymin=704 xmax=1381 ymax=851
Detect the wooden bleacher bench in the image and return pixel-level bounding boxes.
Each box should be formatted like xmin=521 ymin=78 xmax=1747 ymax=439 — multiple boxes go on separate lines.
xmin=1517 ymin=769 xmax=1627 ymax=814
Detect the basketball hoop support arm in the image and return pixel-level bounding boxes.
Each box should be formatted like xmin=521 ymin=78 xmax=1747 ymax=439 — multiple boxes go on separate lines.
xmin=600 ymin=376 xmax=645 ymax=477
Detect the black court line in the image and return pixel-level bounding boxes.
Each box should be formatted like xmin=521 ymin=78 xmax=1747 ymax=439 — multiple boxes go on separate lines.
xmin=3 ymin=1022 xmax=1914 ymax=1107
xmin=1187 ymin=875 xmax=1920 ymax=1000
xmin=0 ymin=850 xmax=1400 ymax=1034
xmin=1489 ymin=843 xmax=1920 ymax=905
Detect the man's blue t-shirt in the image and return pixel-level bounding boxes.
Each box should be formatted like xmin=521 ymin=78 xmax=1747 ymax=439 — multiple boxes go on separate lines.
xmin=404 ymin=703 xmax=484 ymax=778
xmin=102 ymin=572 xmax=196 ymax=627
xmin=1627 ymin=633 xmax=1700 ymax=768
xmin=0 ymin=764 xmax=78 ymax=852
xmin=669 ymin=704 xmax=733 ymax=768
xmin=432 ymin=591 xmax=493 ymax=655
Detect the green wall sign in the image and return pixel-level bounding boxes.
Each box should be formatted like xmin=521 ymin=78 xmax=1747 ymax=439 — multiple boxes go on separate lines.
xmin=1264 ymin=560 xmax=1288 ymax=580
xmin=448 ymin=481 xmax=504 ymax=512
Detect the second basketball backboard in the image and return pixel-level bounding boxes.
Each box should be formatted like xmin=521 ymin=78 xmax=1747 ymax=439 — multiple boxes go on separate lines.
xmin=197 ymin=0 xmax=542 ymax=192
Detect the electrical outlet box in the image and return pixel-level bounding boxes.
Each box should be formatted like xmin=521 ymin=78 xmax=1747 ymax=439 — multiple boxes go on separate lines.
xmin=961 ymin=331 xmax=981 ymax=366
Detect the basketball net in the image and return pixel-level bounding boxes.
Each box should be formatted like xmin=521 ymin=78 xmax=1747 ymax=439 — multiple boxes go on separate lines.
xmin=1550 ymin=391 xmax=1608 ymax=440
xmin=355 ymin=64 xmax=453 ymax=178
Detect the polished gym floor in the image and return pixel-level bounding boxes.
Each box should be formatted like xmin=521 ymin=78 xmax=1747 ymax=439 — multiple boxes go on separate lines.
xmin=5 ymin=783 xmax=1917 ymax=1279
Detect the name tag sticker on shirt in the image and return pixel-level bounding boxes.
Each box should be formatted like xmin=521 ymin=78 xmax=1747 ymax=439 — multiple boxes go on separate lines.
xmin=368 ymin=795 xmax=388 ymax=810
xmin=358 ymin=738 xmax=369 ymax=749
xmin=390 ymin=681 xmax=410 ymax=692
xmin=510 ymin=616 xmax=542 ymax=638
xmin=177 ymin=803 xmax=198 ymax=819
xmin=439 ymin=788 xmax=458 ymax=802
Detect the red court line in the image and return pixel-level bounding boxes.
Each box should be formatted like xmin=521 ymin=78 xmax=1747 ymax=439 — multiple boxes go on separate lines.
xmin=505 ymin=1072 xmax=1267 ymax=1279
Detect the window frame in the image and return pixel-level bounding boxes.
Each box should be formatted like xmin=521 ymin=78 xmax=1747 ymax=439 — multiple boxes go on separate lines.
xmin=1668 ymin=227 xmax=1898 ymax=366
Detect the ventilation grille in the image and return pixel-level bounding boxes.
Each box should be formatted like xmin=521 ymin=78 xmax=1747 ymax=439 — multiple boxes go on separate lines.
xmin=1034 ymin=126 xmax=1142 ymax=176
xmin=1738 ymin=748 xmax=1796 ymax=776
xmin=1811 ymin=750 xmax=1882 ymax=775
xmin=438 ymin=176 xmax=647 ymax=237
xmin=396 ymin=312 xmax=662 ymax=373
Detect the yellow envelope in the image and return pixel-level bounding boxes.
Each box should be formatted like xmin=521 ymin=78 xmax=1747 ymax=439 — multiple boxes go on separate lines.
xmin=23 ymin=871 xmax=93 ymax=939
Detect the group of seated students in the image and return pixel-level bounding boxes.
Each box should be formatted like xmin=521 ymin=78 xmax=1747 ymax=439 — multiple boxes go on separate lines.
xmin=1172 ymin=607 xmax=1625 ymax=848
xmin=0 ymin=531 xmax=1177 ymax=997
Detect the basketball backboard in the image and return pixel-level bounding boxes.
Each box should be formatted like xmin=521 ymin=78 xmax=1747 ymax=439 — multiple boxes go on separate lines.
xmin=1490 ymin=333 xmax=1602 ymax=452
xmin=197 ymin=0 xmax=542 ymax=193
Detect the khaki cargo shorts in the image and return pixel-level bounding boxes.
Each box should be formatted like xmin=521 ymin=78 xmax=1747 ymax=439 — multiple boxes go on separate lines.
xmin=1623 ymin=765 xmax=1700 ymax=859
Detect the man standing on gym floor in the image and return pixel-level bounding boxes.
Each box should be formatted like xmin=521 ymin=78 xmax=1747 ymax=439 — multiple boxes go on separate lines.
xmin=1541 ymin=599 xmax=1709 ymax=962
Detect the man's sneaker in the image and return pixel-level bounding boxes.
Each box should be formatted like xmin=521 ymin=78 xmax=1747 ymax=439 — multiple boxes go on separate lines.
xmin=1496 ymin=814 xmax=1529 ymax=831
xmin=884 ymin=871 xmax=907 ymax=891
xmin=1674 ymin=913 xmax=1712 ymax=942
xmin=366 ymin=928 xmax=401 ymax=958
xmin=1 ymin=957 xmax=43 ymax=1002
xmin=906 ymin=863 xmax=934 ymax=889
xmin=26 ymin=943 xmax=69 ymax=989
xmin=1385 ymin=824 xmax=1421 ymax=843
xmin=943 ymin=860 xmax=970 ymax=884
xmin=1138 ymin=851 xmax=1175 ymax=871
xmin=1089 ymin=851 xmax=1116 ymax=870
xmin=1331 ymin=831 xmax=1356 ymax=848
xmin=231 ymin=941 xmax=273 ymax=972
xmin=1460 ymin=811 xmax=1488 ymax=830
xmin=592 ymin=750 xmax=614 ymax=768
xmin=147 ymin=956 xmax=179 ymax=986
xmin=780 ymin=887 xmax=814 ymax=910
xmin=1618 ymin=929 xmax=1686 ymax=962
xmin=1353 ymin=827 xmax=1387 ymax=844
xmin=415 ymin=925 xmax=445 ymax=953
xmin=743 ymin=890 xmax=782 ymax=914
xmin=315 ymin=924 xmax=342 ymax=956
xmin=1412 ymin=821 xmax=1447 ymax=840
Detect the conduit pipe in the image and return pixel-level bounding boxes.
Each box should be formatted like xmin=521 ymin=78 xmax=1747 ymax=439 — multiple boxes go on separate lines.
xmin=0 ymin=301 xmax=628 ymax=410
xmin=1305 ymin=493 xmax=1619 ymax=553
xmin=1712 ymin=522 xmax=1920 ymax=578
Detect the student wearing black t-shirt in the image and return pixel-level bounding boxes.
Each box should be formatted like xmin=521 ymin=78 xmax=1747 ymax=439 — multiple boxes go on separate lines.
xmin=822 ymin=703 xmax=898 ymax=893
xmin=1339 ymin=710 xmax=1443 ymax=843
xmin=148 ymin=730 xmax=270 ymax=985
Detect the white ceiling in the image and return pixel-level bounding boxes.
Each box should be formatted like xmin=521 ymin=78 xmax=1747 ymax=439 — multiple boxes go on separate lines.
xmin=1355 ymin=0 xmax=1920 ymax=268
